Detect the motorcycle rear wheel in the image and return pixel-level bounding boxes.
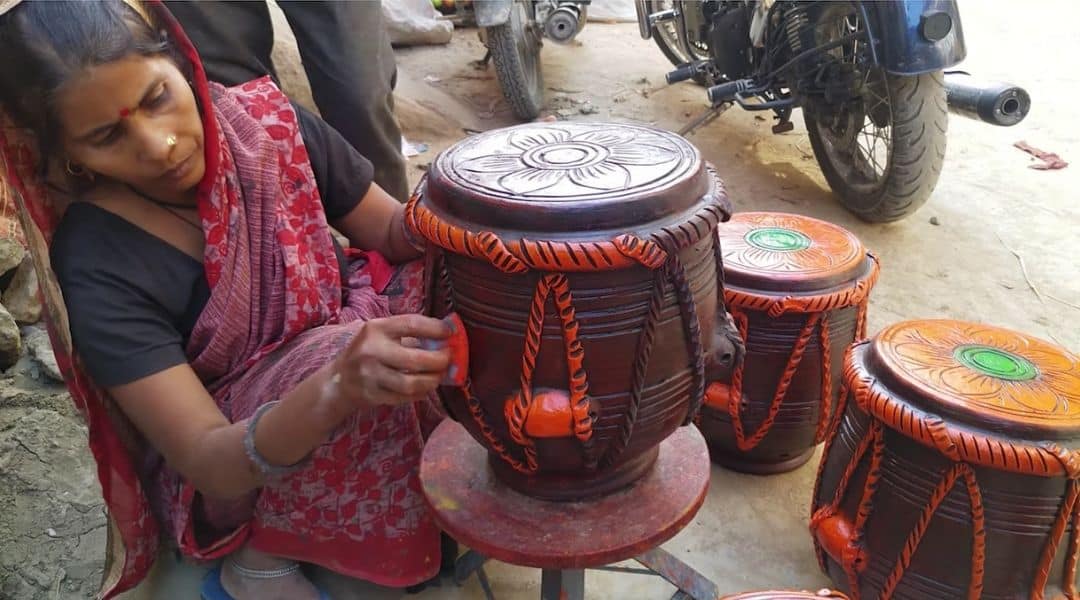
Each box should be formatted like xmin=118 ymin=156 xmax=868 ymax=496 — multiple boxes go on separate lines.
xmin=487 ymin=1 xmax=545 ymax=120
xmin=803 ymin=4 xmax=948 ymax=223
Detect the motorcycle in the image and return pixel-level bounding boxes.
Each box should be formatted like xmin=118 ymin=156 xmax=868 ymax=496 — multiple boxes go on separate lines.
xmin=475 ymin=0 xmax=592 ymax=120
xmin=636 ymin=1 xmax=1031 ymax=222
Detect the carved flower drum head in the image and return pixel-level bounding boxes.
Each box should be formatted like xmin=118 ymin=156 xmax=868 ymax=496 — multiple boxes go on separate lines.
xmin=720 ymin=212 xmax=866 ymax=293
xmin=452 ymin=125 xmax=684 ymax=197
xmin=872 ymin=319 xmax=1080 ymax=436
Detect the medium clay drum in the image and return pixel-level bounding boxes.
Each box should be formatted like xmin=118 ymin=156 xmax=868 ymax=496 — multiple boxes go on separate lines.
xmin=721 ymin=591 xmax=848 ymax=600
xmin=811 ymin=320 xmax=1080 ymax=599
xmin=407 ymin=122 xmax=734 ymax=501
xmin=697 ymin=212 xmax=879 ymax=473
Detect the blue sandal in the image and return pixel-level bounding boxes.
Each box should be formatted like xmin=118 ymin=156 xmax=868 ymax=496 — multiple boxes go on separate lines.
xmin=200 ymin=564 xmax=331 ymax=600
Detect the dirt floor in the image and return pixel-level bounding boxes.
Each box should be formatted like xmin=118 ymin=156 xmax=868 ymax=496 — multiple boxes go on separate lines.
xmin=2 ymin=1 xmax=1078 ymax=599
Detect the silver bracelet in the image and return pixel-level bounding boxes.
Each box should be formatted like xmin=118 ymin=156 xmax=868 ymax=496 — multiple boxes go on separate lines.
xmin=227 ymin=557 xmax=301 ymax=580
xmin=243 ymin=401 xmax=309 ymax=480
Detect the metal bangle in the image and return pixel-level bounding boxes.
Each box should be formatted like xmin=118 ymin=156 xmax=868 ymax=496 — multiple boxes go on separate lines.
xmin=227 ymin=557 xmax=301 ymax=580
xmin=242 ymin=401 xmax=309 ymax=480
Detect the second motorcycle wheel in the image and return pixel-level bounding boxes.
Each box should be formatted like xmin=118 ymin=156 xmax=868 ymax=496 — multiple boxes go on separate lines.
xmin=803 ymin=2 xmax=947 ymax=223
xmin=486 ymin=1 xmax=544 ymax=121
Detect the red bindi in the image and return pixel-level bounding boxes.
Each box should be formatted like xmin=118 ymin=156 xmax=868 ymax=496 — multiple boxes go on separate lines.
xmin=118 ymin=107 xmax=132 ymax=119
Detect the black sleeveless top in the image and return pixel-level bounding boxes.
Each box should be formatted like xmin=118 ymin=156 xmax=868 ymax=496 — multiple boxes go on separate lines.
xmin=50 ymin=104 xmax=374 ymax=387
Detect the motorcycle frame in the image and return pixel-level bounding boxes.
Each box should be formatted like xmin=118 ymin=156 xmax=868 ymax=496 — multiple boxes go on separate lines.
xmin=477 ymin=0 xmax=593 ymax=30
xmin=475 ymin=0 xmax=515 ymax=27
xmin=635 ymin=0 xmax=967 ymax=77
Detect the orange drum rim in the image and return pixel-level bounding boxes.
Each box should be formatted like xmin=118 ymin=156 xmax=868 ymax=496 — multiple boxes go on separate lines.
xmin=722 ymin=254 xmax=879 ymax=318
xmin=719 ymin=212 xmax=868 ymax=293
xmin=869 ymin=319 xmax=1080 ymax=439
xmin=406 ymin=169 xmax=730 ymax=274
xmin=839 ymin=342 xmax=1080 ymax=478
xmin=720 ymin=591 xmax=849 ymax=600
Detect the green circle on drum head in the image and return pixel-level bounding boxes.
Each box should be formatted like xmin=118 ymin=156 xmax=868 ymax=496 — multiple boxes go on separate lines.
xmin=745 ymin=227 xmax=812 ymax=252
xmin=954 ymin=345 xmax=1039 ymax=381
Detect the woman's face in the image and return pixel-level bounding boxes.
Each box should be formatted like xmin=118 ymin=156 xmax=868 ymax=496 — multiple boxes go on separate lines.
xmin=55 ymin=54 xmax=205 ymax=199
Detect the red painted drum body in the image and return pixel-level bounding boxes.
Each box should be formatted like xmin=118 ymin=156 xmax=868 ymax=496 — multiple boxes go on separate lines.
xmin=698 ymin=212 xmax=879 ymax=473
xmin=811 ymin=320 xmax=1080 ymax=599
xmin=407 ymin=122 xmax=735 ymax=500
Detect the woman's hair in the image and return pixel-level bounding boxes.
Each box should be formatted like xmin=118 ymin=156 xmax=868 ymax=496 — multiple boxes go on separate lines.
xmin=0 ymin=0 xmax=186 ymax=163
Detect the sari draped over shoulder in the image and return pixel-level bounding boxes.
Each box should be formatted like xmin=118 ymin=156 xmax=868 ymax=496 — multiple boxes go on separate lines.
xmin=0 ymin=2 xmax=440 ymax=597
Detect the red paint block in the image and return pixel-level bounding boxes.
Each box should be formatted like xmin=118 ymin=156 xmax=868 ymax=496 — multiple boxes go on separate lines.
xmin=442 ymin=312 xmax=469 ymax=387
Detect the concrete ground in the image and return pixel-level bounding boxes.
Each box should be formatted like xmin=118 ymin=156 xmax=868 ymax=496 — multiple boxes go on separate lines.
xmin=3 ymin=1 xmax=1077 ymax=599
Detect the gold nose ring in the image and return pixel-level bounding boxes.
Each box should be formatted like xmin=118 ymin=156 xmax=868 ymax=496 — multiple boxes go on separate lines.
xmin=165 ymin=134 xmax=177 ymax=148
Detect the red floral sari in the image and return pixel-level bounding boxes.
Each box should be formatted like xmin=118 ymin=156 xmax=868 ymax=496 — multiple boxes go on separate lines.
xmin=0 ymin=2 xmax=440 ymax=597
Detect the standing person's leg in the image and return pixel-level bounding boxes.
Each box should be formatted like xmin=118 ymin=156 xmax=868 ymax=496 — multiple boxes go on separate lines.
xmin=163 ymin=1 xmax=277 ymax=86
xmin=278 ymin=1 xmax=410 ymax=202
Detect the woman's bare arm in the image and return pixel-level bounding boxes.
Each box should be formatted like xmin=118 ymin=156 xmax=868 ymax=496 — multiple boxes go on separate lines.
xmin=109 ymin=361 xmax=346 ymax=499
xmin=330 ymin=182 xmax=421 ymax=263
xmin=107 ymin=315 xmax=452 ymax=500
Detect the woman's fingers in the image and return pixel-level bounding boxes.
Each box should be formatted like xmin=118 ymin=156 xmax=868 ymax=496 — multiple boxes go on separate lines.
xmin=375 ymin=314 xmax=452 ymax=342
xmin=372 ymin=363 xmax=443 ymax=399
xmin=335 ymin=316 xmax=457 ymax=410
xmin=378 ymin=341 xmax=452 ymax=374
xmin=339 ymin=360 xmax=440 ymax=405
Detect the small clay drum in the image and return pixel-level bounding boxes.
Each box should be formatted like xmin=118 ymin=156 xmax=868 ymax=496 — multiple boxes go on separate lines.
xmin=721 ymin=591 xmax=848 ymax=600
xmin=811 ymin=320 xmax=1080 ymax=599
xmin=407 ymin=122 xmax=733 ymax=501
xmin=697 ymin=212 xmax=879 ymax=473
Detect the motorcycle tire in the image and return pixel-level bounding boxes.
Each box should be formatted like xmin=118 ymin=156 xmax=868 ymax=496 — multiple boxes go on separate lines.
xmin=805 ymin=71 xmax=948 ymax=223
xmin=486 ymin=3 xmax=544 ymax=121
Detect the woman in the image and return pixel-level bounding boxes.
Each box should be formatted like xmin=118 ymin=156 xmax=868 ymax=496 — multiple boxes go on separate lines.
xmin=0 ymin=1 xmax=451 ymax=599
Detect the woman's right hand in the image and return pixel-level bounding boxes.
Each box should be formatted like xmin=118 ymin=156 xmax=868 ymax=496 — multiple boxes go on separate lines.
xmin=333 ymin=314 xmax=453 ymax=410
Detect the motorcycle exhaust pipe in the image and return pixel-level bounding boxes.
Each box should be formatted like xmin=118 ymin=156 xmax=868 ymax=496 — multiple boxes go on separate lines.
xmin=545 ymin=5 xmax=584 ymax=44
xmin=944 ymin=72 xmax=1030 ymax=127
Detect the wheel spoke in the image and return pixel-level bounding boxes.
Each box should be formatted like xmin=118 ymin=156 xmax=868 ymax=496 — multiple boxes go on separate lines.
xmin=812 ymin=3 xmax=895 ymax=188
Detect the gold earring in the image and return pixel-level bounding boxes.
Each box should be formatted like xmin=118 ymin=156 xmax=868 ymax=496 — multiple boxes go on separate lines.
xmin=65 ymin=160 xmax=94 ymax=180
xmin=165 ymin=134 xmax=178 ymax=148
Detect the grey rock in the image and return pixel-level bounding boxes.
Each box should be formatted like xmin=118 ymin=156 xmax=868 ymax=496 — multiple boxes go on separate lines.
xmin=0 ymin=407 xmax=105 ymax=599
xmin=0 ymin=303 xmax=20 ymax=370
xmin=0 ymin=236 xmax=24 ymax=280
xmin=23 ymin=325 xmax=62 ymax=382
xmin=2 ymin=255 xmax=42 ymax=325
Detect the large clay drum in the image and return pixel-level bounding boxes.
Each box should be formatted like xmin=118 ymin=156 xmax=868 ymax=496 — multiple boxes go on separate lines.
xmin=721 ymin=591 xmax=848 ymax=600
xmin=406 ymin=122 xmax=732 ymax=501
xmin=697 ymin=212 xmax=879 ymax=473
xmin=811 ymin=320 xmax=1080 ymax=599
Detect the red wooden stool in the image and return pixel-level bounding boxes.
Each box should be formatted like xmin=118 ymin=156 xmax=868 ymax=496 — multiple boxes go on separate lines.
xmin=419 ymin=420 xmax=716 ymax=599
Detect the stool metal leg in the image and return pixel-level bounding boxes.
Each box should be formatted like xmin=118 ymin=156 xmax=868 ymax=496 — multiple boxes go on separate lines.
xmin=452 ymin=546 xmax=719 ymax=599
xmin=454 ymin=549 xmax=490 ymax=584
xmin=540 ymin=569 xmax=585 ymax=600
xmin=635 ymin=547 xmax=719 ymax=600
xmin=453 ymin=550 xmax=496 ymax=600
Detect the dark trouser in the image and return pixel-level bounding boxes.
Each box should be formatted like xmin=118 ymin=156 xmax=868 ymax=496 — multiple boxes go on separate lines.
xmin=165 ymin=0 xmax=410 ymax=202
